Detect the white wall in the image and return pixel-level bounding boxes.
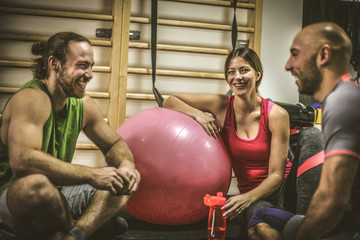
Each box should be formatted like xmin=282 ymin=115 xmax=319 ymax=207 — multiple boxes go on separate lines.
xmin=0 ymin=0 xmax=305 ymax=168
xmin=127 ymin=0 xmax=304 ymax=112
xmin=259 ymin=0 xmax=303 ymax=104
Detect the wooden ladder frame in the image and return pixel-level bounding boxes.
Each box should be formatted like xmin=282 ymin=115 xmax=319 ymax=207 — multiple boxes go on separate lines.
xmin=123 ymin=0 xmax=263 ymax=118
xmin=0 ymin=0 xmax=131 ymax=130
xmin=0 ymin=0 xmax=263 ymax=149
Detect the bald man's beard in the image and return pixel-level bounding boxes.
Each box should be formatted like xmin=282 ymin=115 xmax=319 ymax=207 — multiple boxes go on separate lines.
xmin=298 ymin=54 xmax=322 ymax=96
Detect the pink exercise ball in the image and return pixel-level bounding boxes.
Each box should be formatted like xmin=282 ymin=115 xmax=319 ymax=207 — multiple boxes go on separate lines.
xmin=116 ymin=107 xmax=232 ymax=225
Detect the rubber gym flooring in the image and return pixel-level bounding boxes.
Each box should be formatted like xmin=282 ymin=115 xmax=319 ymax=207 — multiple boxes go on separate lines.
xmin=92 ymin=211 xmax=243 ymax=240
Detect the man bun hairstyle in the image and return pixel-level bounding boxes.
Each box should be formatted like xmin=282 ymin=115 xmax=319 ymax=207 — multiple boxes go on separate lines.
xmin=32 ymin=32 xmax=91 ymax=79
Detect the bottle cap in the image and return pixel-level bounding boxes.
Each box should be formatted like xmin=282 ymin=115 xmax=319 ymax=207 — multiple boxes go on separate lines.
xmin=204 ymin=192 xmax=226 ymax=207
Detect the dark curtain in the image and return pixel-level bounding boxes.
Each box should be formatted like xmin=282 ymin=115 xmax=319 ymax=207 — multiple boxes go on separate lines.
xmin=301 ymin=0 xmax=360 ymax=104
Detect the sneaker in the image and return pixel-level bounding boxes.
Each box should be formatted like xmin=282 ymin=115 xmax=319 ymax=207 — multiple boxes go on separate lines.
xmin=97 ymin=216 xmax=129 ymax=237
xmin=56 ymin=228 xmax=85 ymax=240
xmin=68 ymin=227 xmax=85 ymax=240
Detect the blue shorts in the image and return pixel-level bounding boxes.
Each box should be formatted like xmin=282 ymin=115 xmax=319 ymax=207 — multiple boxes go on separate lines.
xmin=0 ymin=185 xmax=96 ymax=240
xmin=248 ymin=207 xmax=296 ymax=232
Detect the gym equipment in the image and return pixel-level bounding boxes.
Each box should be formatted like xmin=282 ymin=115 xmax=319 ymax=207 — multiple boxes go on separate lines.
xmin=116 ymin=107 xmax=232 ymax=225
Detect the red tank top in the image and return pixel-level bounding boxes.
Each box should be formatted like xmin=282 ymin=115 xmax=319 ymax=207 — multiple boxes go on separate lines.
xmin=221 ymin=96 xmax=273 ymax=193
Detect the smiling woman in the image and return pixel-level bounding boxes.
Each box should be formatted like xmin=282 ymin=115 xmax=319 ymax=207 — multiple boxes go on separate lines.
xmin=163 ymin=46 xmax=290 ymax=236
xmin=224 ymin=47 xmax=263 ymax=95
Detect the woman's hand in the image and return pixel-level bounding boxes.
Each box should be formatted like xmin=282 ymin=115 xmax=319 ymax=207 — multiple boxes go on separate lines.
xmin=194 ymin=112 xmax=221 ymax=138
xmin=222 ymin=194 xmax=256 ymax=220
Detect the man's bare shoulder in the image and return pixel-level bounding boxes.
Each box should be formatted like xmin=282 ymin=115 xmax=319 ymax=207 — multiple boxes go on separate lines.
xmin=82 ymin=95 xmax=100 ymax=114
xmin=7 ymin=88 xmax=52 ymax=121
xmin=82 ymin=94 xmax=94 ymax=105
xmin=81 ymin=95 xmax=104 ymax=127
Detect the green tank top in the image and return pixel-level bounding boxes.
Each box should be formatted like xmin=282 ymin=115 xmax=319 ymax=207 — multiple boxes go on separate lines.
xmin=0 ymin=78 xmax=83 ymax=194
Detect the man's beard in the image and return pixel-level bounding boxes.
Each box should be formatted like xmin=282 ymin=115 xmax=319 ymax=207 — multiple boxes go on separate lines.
xmin=298 ymin=54 xmax=322 ymax=95
xmin=57 ymin=69 xmax=85 ymax=98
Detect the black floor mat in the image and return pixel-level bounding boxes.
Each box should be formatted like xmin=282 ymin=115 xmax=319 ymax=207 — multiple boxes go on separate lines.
xmin=91 ymin=211 xmax=244 ymax=240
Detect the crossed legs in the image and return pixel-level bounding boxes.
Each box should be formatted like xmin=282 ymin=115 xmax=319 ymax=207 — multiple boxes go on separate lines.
xmin=5 ymin=174 xmax=131 ymax=239
xmin=75 ymin=189 xmax=131 ymax=238
xmin=7 ymin=174 xmax=74 ymax=237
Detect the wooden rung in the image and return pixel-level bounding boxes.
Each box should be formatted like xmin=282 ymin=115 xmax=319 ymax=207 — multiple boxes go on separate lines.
xmin=162 ymin=0 xmax=256 ymax=9
xmin=0 ymin=6 xmax=113 ymax=21
xmin=0 ymin=60 xmax=33 ymax=68
xmin=92 ymin=66 xmax=111 ymax=73
xmin=128 ymin=67 xmax=224 ymax=79
xmin=75 ymin=143 xmax=99 ymax=150
xmin=0 ymin=60 xmax=110 ymax=72
xmin=129 ymin=42 xmax=230 ymax=55
xmin=0 ymin=60 xmax=224 ymax=79
xmin=0 ymin=114 xmax=108 ymax=124
xmin=0 ymin=137 xmax=104 ymax=151
xmin=0 ymin=87 xmax=18 ymax=94
xmin=86 ymin=91 xmax=110 ymax=99
xmin=0 ymin=33 xmax=111 ymax=46
xmin=0 ymin=87 xmax=110 ymax=99
xmin=90 ymin=39 xmax=112 ymax=47
xmin=0 ymin=111 xmax=108 ymax=124
xmin=126 ymin=92 xmax=170 ymax=101
xmin=130 ymin=17 xmax=254 ymax=33
xmin=0 ymin=33 xmax=228 ymax=54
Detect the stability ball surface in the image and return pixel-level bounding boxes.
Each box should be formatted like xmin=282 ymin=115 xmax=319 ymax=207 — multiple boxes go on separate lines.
xmin=116 ymin=108 xmax=232 ymax=225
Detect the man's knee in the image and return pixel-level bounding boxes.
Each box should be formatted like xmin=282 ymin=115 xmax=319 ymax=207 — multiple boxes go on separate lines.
xmin=25 ymin=174 xmax=58 ymax=203
xmin=9 ymin=174 xmax=60 ymax=209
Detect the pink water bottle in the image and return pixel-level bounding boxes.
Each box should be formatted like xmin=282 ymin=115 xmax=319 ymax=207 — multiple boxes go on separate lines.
xmin=204 ymin=192 xmax=226 ymax=240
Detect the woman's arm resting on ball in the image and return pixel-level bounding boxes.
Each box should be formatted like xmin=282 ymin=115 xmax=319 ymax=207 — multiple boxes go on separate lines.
xmin=163 ymin=93 xmax=228 ymax=138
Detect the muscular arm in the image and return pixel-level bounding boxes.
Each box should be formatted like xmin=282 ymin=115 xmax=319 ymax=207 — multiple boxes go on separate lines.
xmin=6 ymin=89 xmax=94 ymax=185
xmin=295 ymin=155 xmax=359 ymax=240
xmin=296 ymin=83 xmax=360 ymax=239
xmin=82 ymin=96 xmax=140 ymax=194
xmin=163 ymin=93 xmax=228 ymax=138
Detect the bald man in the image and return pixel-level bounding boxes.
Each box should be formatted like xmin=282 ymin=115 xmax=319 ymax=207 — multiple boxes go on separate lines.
xmin=247 ymin=22 xmax=360 ymax=240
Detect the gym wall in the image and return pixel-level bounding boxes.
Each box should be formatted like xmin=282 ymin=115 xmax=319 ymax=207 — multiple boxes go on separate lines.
xmin=0 ymin=0 xmax=303 ymax=168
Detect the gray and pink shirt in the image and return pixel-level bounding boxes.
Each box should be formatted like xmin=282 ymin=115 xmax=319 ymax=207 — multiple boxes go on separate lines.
xmin=322 ymin=73 xmax=360 ymax=230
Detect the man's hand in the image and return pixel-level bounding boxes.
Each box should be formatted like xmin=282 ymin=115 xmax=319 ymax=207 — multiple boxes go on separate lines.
xmin=116 ymin=166 xmax=141 ymax=195
xmin=89 ymin=166 xmax=140 ymax=196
